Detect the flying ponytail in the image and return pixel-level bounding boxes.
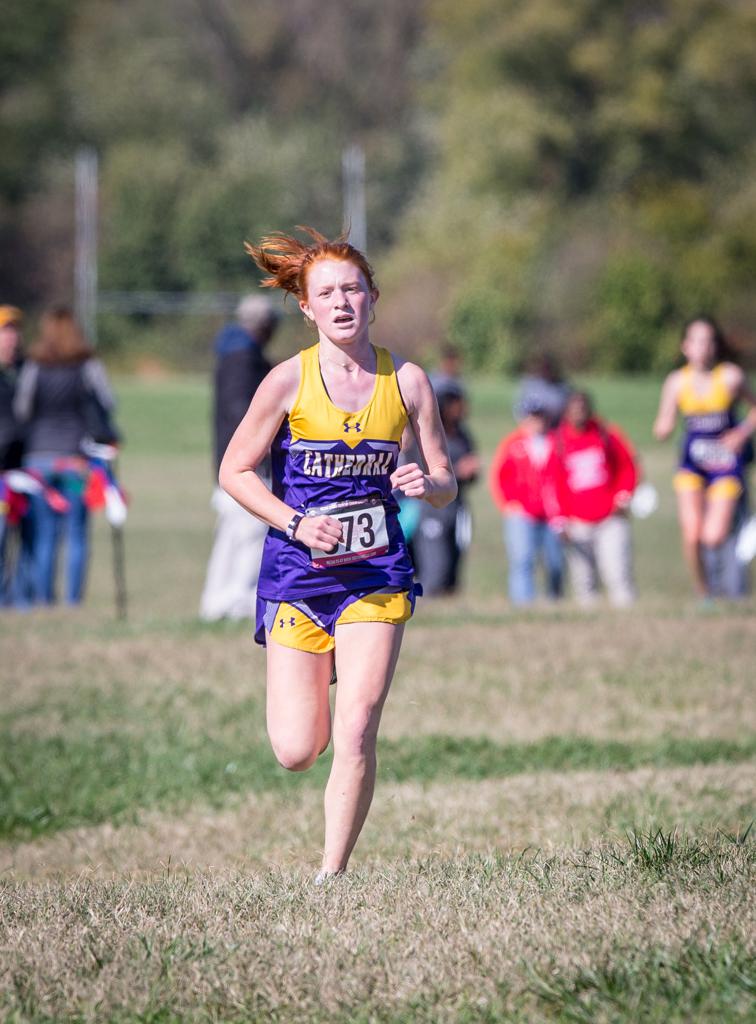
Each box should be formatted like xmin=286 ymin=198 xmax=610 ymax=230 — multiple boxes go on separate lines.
xmin=245 ymin=226 xmax=376 ymax=299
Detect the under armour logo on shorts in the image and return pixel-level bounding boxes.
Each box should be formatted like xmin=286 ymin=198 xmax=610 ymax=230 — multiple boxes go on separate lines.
xmin=279 ymin=616 xmax=296 ymax=628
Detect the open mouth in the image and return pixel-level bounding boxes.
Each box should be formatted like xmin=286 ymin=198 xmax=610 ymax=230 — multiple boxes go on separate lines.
xmin=334 ymin=314 xmax=354 ymax=325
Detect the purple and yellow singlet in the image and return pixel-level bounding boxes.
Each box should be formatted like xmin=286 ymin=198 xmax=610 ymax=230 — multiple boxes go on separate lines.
xmin=674 ymin=364 xmax=743 ymax=499
xmin=256 ymin=343 xmax=415 ymax=607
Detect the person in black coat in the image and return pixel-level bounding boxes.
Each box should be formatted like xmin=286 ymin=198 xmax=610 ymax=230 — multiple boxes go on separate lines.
xmin=200 ymin=294 xmax=280 ymax=620
xmin=413 ymin=380 xmax=480 ymax=595
xmin=13 ymin=307 xmax=115 ymax=605
xmin=0 ymin=306 xmax=25 ymax=605
xmin=0 ymin=306 xmax=24 ymax=471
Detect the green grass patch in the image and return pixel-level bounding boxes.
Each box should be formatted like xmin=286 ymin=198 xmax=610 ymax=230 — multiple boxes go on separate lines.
xmin=524 ymin=942 xmax=756 ymax=1024
xmin=380 ymin=734 xmax=756 ymax=781
xmin=3 ymin=683 xmax=755 ymax=839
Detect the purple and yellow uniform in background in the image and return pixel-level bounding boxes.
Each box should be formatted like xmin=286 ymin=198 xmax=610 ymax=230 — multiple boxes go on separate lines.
xmin=674 ymin=364 xmax=743 ymax=500
xmin=255 ymin=343 xmax=417 ymax=651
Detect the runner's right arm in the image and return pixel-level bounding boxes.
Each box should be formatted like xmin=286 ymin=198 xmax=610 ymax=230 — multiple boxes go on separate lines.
xmin=219 ymin=360 xmax=343 ymax=551
xmin=653 ymin=371 xmax=680 ymax=441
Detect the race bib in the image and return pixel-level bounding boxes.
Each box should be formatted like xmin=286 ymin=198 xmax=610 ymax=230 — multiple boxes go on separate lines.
xmin=689 ymin=437 xmax=737 ymax=473
xmin=307 ymin=497 xmax=389 ymax=568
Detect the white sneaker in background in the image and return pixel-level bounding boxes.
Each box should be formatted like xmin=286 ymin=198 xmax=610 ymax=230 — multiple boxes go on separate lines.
xmin=735 ymin=514 xmax=756 ymax=564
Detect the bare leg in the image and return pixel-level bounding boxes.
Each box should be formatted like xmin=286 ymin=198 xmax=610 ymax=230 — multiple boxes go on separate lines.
xmin=676 ymin=489 xmax=707 ymax=596
xmin=701 ymin=496 xmax=738 ymax=551
xmin=321 ymin=621 xmax=405 ymax=873
xmin=266 ymin=638 xmax=333 ymax=771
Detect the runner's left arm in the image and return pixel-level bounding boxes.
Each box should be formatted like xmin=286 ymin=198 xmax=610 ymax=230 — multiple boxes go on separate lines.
xmin=721 ymin=365 xmax=756 ymax=453
xmin=392 ymin=362 xmax=457 ymax=509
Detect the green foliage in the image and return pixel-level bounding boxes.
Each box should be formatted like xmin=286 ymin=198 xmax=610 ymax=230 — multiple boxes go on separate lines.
xmin=100 ymin=142 xmax=191 ymax=292
xmin=391 ymin=0 xmax=756 ymax=367
xmin=3 ymin=0 xmax=756 ymax=366
xmin=590 ymin=255 xmax=675 ymax=372
xmin=0 ymin=0 xmax=73 ymax=197
xmin=447 ymin=287 xmax=528 ymax=372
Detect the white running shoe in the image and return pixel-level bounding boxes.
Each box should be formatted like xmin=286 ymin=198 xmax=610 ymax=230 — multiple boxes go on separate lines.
xmin=314 ymin=869 xmax=344 ymax=886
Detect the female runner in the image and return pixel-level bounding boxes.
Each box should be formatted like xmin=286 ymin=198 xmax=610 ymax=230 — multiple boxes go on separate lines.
xmin=219 ymin=228 xmax=456 ymax=879
xmin=653 ymin=316 xmax=756 ymax=597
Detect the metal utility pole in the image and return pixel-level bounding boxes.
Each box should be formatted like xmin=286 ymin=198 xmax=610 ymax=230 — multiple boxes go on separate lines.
xmin=75 ymin=147 xmax=98 ymax=343
xmin=342 ymin=143 xmax=367 ymax=253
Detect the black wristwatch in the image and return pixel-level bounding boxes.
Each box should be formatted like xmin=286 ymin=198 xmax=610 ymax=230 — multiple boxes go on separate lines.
xmin=285 ymin=512 xmax=304 ymax=540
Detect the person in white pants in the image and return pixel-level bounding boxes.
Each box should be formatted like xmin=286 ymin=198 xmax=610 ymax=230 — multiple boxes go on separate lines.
xmin=565 ymin=513 xmax=636 ymax=607
xmin=199 ymin=295 xmax=279 ymax=621
xmin=551 ymin=391 xmax=639 ymax=607
xmin=200 ymin=487 xmax=270 ymax=621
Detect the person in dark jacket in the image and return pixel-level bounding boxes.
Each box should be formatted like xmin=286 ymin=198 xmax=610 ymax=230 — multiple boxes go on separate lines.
xmin=14 ymin=306 xmax=115 ymax=605
xmin=199 ymin=294 xmax=280 ymax=620
xmin=0 ymin=306 xmax=25 ymax=604
xmin=412 ymin=379 xmax=480 ymax=595
xmin=0 ymin=306 xmax=24 ymax=471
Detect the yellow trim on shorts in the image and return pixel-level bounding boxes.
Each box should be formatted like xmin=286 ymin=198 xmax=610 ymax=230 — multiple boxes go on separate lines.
xmin=707 ymin=476 xmax=743 ymax=500
xmin=336 ymin=590 xmax=412 ymax=627
xmin=673 ymin=469 xmax=742 ymax=500
xmin=267 ymin=592 xmax=412 ymax=655
xmin=268 ymin=602 xmax=334 ymax=653
xmin=674 ymin=469 xmax=705 ymax=492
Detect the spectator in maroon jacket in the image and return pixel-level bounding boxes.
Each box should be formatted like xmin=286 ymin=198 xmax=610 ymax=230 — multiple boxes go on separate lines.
xmin=488 ymin=398 xmax=564 ymax=604
xmin=551 ymin=391 xmax=639 ymax=606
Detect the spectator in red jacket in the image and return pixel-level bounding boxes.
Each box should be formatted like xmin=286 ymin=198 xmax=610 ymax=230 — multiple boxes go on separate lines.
xmin=488 ymin=399 xmax=564 ymax=604
xmin=551 ymin=391 xmax=639 ymax=606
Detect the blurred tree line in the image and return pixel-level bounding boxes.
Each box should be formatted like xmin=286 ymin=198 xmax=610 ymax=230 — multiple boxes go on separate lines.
xmin=1 ymin=0 xmax=755 ymax=370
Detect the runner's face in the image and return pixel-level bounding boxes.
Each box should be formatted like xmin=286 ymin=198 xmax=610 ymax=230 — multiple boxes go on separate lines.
xmin=300 ymin=259 xmax=377 ymax=346
xmin=682 ymin=321 xmax=716 ymax=369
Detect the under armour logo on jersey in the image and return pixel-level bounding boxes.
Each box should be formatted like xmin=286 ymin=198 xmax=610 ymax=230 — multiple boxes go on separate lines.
xmin=279 ymin=617 xmax=296 ymax=628
xmin=343 ymin=421 xmax=362 ymax=433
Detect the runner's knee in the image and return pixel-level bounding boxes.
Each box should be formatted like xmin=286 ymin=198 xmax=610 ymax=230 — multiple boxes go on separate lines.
xmin=269 ymin=736 xmax=320 ymax=772
xmin=334 ymin=705 xmax=380 ymax=759
xmin=701 ymin=523 xmax=728 ymax=548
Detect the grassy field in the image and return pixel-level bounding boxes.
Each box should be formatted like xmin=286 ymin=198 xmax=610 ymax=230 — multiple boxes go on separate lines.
xmin=1 ymin=373 xmax=754 ymax=1023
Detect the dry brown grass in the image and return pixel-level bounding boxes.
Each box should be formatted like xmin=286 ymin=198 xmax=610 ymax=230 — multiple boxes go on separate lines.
xmin=2 ymin=834 xmax=752 ymax=1022
xmin=389 ymin=609 xmax=756 ymax=741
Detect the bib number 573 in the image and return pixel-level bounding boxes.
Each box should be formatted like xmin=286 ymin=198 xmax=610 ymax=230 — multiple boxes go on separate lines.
xmin=309 ymin=498 xmax=389 ymax=568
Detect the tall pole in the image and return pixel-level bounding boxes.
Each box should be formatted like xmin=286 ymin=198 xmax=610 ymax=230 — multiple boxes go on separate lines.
xmin=342 ymin=143 xmax=367 ymax=253
xmin=75 ymin=147 xmax=98 ymax=344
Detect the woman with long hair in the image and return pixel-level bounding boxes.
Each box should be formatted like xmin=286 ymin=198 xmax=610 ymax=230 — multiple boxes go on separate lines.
xmin=14 ymin=306 xmax=115 ymax=604
xmin=653 ymin=316 xmax=756 ymax=597
xmin=220 ymin=228 xmax=456 ymax=879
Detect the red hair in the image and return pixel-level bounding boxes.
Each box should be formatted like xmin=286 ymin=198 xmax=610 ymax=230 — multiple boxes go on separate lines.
xmin=29 ymin=306 xmax=93 ymax=365
xmin=244 ymin=226 xmax=376 ymax=299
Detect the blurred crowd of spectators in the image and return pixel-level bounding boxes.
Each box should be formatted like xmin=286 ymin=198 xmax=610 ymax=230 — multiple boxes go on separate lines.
xmin=0 ymin=305 xmax=118 ymax=610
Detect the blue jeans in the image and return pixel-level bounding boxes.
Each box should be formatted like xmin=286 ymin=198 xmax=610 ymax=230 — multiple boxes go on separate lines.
xmin=0 ymin=516 xmax=9 ymax=606
xmin=504 ymin=513 xmax=564 ymax=605
xmin=0 ymin=513 xmax=35 ymax=609
xmin=23 ymin=456 xmax=90 ymax=605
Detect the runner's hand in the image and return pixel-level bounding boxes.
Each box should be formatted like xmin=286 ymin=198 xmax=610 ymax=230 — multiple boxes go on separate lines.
xmin=391 ymin=462 xmax=430 ymax=498
xmin=294 ymin=515 xmax=343 ymax=551
xmin=720 ymin=427 xmax=747 ymax=455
